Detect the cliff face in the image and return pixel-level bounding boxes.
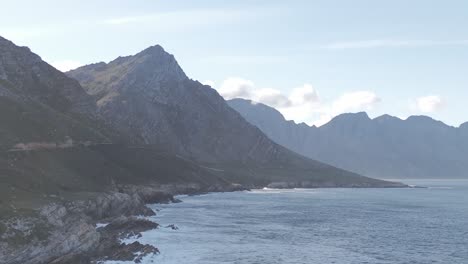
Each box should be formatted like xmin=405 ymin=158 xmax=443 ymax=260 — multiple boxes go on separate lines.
xmin=228 ymin=98 xmax=468 ymax=179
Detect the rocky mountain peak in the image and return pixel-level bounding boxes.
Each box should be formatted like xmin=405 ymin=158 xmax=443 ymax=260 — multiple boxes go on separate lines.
xmin=68 ymin=44 xmax=187 ymax=102
xmin=374 ymin=114 xmax=402 ymax=123
xmin=323 ymin=112 xmax=371 ymax=129
xmin=128 ymin=44 xmax=186 ymax=81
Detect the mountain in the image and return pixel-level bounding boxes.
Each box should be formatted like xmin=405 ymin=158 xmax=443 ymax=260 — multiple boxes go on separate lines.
xmin=0 ymin=36 xmax=399 ymax=212
xmin=0 ymin=37 xmax=94 ymax=114
xmin=0 ymin=37 xmax=232 ymax=210
xmin=228 ymin=98 xmax=468 ymax=179
xmin=67 ymin=45 xmax=283 ymax=163
xmin=66 ymin=45 xmax=397 ymax=187
xmin=0 ymin=36 xmax=112 ymax=150
xmin=0 ymin=36 xmax=403 ymax=263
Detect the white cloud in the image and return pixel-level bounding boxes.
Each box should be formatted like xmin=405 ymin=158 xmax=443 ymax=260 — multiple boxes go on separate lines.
xmin=289 ymin=84 xmax=319 ymax=105
xmin=218 ymin=77 xmax=255 ymax=100
xmin=330 ymin=91 xmax=381 ymax=115
xmin=324 ymin=39 xmax=468 ymax=50
xmin=313 ymin=91 xmax=381 ymax=126
xmin=50 ymin=60 xmax=83 ymax=72
xmin=415 ymin=95 xmax=444 ymax=113
xmin=216 ymin=77 xmax=380 ymax=126
xmin=255 ymin=88 xmax=292 ymax=108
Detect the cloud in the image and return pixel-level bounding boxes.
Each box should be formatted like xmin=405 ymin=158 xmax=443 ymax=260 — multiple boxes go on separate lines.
xmin=218 ymin=77 xmax=255 ymax=100
xmin=324 ymin=39 xmax=468 ymax=50
xmin=313 ymin=91 xmax=381 ymax=126
xmin=289 ymin=84 xmax=319 ymax=105
xmin=218 ymin=78 xmax=317 ymax=109
xmin=215 ymin=77 xmax=380 ymax=126
xmin=255 ymin=88 xmax=292 ymax=108
xmin=415 ymin=95 xmax=444 ymax=113
xmin=330 ymin=91 xmax=381 ymax=114
xmin=50 ymin=60 xmax=83 ymax=72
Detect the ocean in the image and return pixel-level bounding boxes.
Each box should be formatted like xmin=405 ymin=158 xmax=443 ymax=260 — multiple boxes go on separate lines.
xmin=113 ymin=180 xmax=468 ymax=264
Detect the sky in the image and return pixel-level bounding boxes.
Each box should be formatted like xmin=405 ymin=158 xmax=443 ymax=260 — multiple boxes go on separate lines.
xmin=1 ymin=0 xmax=467 ymax=126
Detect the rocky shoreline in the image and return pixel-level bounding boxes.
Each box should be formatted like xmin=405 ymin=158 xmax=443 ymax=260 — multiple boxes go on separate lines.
xmin=0 ymin=183 xmax=245 ymax=264
xmin=0 ymin=180 xmax=407 ymax=264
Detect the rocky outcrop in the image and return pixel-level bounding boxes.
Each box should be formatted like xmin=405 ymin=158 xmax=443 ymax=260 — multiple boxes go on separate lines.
xmin=55 ymin=217 xmax=160 ymax=264
xmin=0 ymin=183 xmax=206 ymax=264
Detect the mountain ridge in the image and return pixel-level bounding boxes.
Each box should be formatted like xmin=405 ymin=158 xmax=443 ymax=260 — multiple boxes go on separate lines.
xmin=228 ymin=98 xmax=468 ymax=179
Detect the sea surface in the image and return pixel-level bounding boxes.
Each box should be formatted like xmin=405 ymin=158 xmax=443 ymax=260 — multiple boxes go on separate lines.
xmin=115 ymin=180 xmax=468 ymax=264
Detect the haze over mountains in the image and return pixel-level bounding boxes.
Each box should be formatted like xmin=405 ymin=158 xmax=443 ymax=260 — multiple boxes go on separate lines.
xmin=228 ymin=98 xmax=468 ymax=179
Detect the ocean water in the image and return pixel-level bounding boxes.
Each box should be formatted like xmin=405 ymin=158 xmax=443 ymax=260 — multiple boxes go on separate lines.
xmin=119 ymin=180 xmax=468 ymax=264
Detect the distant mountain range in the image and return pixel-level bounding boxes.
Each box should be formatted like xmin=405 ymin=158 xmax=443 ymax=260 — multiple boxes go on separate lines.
xmin=228 ymin=98 xmax=468 ymax=179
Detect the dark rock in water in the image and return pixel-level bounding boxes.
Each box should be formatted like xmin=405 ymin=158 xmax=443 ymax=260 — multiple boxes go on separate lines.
xmin=165 ymin=224 xmax=179 ymax=230
xmin=102 ymin=241 xmax=159 ymax=263
xmin=92 ymin=216 xmax=159 ymax=263
xmin=102 ymin=216 xmax=159 ymax=238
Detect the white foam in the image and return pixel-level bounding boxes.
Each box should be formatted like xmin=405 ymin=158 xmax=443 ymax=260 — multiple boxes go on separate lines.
xmin=95 ymin=222 xmax=109 ymax=229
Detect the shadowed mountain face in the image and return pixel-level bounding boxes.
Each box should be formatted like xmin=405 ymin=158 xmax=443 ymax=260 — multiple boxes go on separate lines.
xmin=228 ymin=98 xmax=468 ymax=179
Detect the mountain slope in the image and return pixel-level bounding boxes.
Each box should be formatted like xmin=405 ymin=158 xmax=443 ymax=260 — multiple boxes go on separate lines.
xmin=228 ymin=98 xmax=468 ymax=179
xmin=0 ymin=37 xmax=404 ymax=264
xmin=67 ymin=45 xmax=399 ymax=187
xmin=68 ymin=45 xmax=287 ymax=163
xmin=0 ymin=36 xmax=113 ymax=150
xmin=0 ymin=37 xmax=232 ymax=214
xmin=0 ymin=36 xmax=94 ymax=114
